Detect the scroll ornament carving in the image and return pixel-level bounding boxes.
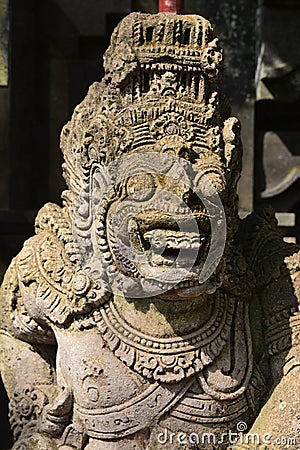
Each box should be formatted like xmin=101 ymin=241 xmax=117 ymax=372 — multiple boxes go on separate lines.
xmin=9 ymin=386 xmax=48 ymax=440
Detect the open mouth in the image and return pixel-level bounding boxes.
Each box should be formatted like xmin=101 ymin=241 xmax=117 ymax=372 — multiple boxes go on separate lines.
xmin=104 ymin=201 xmax=226 ymax=298
xmin=143 ymin=228 xmax=206 ymax=266
xmin=131 ymin=207 xmax=209 ymax=248
xmin=109 ymin=207 xmax=212 ymax=283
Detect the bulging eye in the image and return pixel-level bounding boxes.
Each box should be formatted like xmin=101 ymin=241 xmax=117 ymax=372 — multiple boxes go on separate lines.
xmin=194 ymin=170 xmax=226 ymax=198
xmin=126 ymin=173 xmax=156 ymax=201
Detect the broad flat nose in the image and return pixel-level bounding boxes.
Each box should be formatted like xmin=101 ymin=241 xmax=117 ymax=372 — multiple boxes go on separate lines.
xmin=159 ymin=171 xmax=193 ymax=204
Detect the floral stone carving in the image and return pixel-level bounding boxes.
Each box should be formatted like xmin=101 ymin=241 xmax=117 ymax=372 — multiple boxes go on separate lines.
xmin=0 ymin=12 xmax=299 ymax=450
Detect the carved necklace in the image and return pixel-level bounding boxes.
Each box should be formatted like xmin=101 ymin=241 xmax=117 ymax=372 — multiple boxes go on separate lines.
xmin=96 ymin=292 xmax=236 ymax=383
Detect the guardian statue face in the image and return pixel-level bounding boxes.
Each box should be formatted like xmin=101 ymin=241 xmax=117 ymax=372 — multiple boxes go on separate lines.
xmin=63 ymin=13 xmax=242 ymax=301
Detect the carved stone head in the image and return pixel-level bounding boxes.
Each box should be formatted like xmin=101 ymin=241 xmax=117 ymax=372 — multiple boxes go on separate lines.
xmin=60 ymin=13 xmax=243 ymax=303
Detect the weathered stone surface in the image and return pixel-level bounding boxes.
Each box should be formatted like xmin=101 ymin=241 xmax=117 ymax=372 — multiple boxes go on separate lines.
xmin=0 ymin=11 xmax=299 ymax=450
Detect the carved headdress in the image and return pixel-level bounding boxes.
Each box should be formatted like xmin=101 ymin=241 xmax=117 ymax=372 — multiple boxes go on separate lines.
xmin=60 ymin=13 xmax=242 ymax=200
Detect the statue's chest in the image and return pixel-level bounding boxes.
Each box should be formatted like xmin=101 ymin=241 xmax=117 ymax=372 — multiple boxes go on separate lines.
xmin=52 ymin=313 xmax=267 ymax=447
xmin=54 ymin=327 xmax=148 ymax=409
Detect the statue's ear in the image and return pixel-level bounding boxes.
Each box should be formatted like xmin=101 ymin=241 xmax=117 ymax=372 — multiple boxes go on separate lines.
xmin=73 ymin=163 xmax=112 ymax=266
xmin=223 ymin=117 xmax=243 ymax=190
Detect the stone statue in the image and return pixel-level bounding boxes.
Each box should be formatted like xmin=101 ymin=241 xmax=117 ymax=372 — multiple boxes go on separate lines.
xmin=0 ymin=12 xmax=299 ymax=450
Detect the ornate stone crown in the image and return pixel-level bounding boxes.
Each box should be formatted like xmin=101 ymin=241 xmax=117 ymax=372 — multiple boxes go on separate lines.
xmin=103 ymin=13 xmax=223 ymax=80
xmin=59 ymin=13 xmax=240 ymax=202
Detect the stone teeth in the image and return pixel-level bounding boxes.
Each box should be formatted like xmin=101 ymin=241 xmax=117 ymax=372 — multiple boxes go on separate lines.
xmin=144 ymin=229 xmax=203 ymax=251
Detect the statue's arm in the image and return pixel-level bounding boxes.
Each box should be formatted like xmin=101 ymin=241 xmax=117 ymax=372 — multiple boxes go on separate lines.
xmin=246 ymin=249 xmax=300 ymax=448
xmin=0 ymin=239 xmax=67 ymax=448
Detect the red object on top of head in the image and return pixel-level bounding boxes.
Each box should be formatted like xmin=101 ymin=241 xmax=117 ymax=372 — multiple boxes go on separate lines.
xmin=159 ymin=0 xmax=183 ymax=13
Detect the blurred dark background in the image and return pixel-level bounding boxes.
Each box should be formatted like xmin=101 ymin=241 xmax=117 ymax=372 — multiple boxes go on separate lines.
xmin=0 ymin=0 xmax=300 ymax=447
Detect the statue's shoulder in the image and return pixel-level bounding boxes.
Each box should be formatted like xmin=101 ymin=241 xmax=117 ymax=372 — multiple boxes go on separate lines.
xmin=10 ymin=201 xmax=109 ymax=332
xmin=239 ymin=206 xmax=300 ymax=360
xmin=20 ymin=202 xmax=78 ymax=325
xmin=238 ymin=206 xmax=299 ymax=287
xmin=0 ymin=201 xmax=72 ymax=343
xmin=1 ymin=202 xmax=86 ymax=337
